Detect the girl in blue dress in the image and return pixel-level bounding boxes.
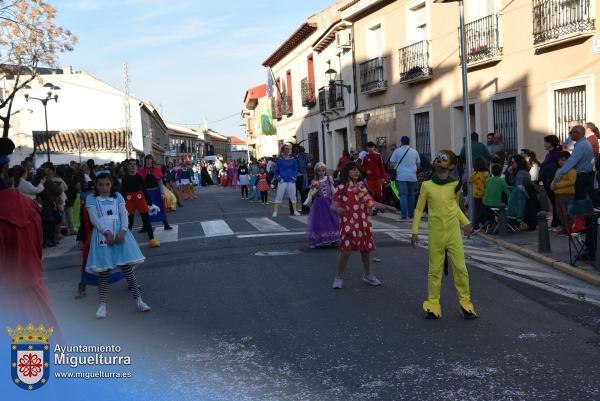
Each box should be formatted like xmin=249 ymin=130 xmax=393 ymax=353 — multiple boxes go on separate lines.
xmin=86 ymin=171 xmax=151 ymax=319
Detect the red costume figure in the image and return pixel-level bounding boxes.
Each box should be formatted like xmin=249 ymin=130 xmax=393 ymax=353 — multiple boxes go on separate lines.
xmin=361 ymin=143 xmax=385 ymax=202
xmin=0 ymin=138 xmax=62 ymax=340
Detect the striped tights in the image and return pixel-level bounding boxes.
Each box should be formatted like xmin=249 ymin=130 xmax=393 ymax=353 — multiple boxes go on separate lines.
xmin=98 ymin=265 xmax=141 ymax=304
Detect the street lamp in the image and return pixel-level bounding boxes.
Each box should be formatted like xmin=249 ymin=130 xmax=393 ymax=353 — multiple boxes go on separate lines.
xmin=434 ymin=0 xmax=473 ymax=220
xmin=25 ymin=83 xmax=60 ymax=164
xmin=325 ymin=68 xmax=351 ymax=93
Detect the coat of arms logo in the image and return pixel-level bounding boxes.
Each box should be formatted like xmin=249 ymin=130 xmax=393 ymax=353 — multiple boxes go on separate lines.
xmin=7 ymin=323 xmax=53 ymax=391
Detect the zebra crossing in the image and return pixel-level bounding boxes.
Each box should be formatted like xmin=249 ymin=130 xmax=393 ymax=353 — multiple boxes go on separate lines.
xmin=381 ymin=227 xmax=600 ymax=305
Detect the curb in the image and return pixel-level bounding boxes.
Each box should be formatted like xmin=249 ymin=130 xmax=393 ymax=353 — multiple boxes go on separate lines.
xmin=478 ymin=233 xmax=600 ymax=287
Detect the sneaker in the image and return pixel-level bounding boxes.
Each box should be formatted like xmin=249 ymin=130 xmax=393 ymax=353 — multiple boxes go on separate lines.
xmin=293 ymin=211 xmax=301 ymax=216
xmin=164 ymin=225 xmax=173 ymax=230
xmin=149 ymin=239 xmax=160 ymax=248
xmin=332 ymin=276 xmax=343 ymax=289
xmin=362 ymin=273 xmax=382 ymax=286
xmin=272 ymin=212 xmax=278 ymax=218
xmin=96 ymin=303 xmax=107 ymax=319
xmin=136 ymin=298 xmax=151 ymax=312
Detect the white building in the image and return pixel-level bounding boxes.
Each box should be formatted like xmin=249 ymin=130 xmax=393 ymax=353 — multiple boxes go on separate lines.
xmin=7 ymin=67 xmax=160 ymax=167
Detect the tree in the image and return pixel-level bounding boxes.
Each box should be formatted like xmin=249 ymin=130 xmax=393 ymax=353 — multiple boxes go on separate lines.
xmin=0 ymin=0 xmax=76 ymax=137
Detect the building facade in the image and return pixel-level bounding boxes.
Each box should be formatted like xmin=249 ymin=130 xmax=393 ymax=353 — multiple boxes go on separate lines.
xmin=6 ymin=68 xmax=171 ymax=166
xmin=166 ymin=122 xmax=206 ymax=164
xmin=257 ymin=0 xmax=600 ymax=167
xmin=243 ymin=84 xmax=279 ymax=159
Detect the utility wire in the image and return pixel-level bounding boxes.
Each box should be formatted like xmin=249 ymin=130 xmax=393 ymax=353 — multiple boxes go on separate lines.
xmin=173 ymin=111 xmax=241 ymax=127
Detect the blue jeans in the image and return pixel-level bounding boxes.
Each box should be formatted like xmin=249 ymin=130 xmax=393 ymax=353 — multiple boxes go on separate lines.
xmin=397 ymin=181 xmax=416 ymax=218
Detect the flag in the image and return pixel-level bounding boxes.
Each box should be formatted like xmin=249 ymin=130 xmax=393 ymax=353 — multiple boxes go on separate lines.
xmin=267 ymin=68 xmax=276 ymax=98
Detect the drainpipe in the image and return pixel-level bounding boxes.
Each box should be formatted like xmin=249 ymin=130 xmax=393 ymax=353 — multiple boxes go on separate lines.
xmin=350 ymin=23 xmax=359 ymax=151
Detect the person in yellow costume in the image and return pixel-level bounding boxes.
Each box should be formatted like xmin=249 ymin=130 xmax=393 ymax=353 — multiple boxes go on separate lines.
xmin=411 ymin=149 xmax=478 ymax=320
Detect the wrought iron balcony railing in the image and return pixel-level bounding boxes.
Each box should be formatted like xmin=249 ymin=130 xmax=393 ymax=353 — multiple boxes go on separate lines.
xmin=464 ymin=14 xmax=502 ymax=64
xmin=301 ymin=78 xmax=316 ymax=107
xmin=533 ymin=0 xmax=595 ymax=45
xmin=318 ymin=82 xmax=345 ymax=113
xmin=399 ymin=40 xmax=432 ymax=83
xmin=359 ymin=57 xmax=387 ymax=94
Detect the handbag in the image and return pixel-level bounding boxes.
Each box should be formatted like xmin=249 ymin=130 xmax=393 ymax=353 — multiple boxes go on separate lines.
xmin=389 ymin=148 xmax=410 ymax=181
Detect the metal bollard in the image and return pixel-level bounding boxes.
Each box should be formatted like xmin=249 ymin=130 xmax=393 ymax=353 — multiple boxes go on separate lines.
xmin=537 ymin=211 xmax=551 ymax=253
xmin=497 ymin=203 xmax=508 ymax=236
xmin=595 ymin=217 xmax=600 ymax=272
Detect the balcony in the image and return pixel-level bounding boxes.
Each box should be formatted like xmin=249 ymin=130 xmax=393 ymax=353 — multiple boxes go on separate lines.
xmin=318 ymin=82 xmax=345 ymax=113
xmin=301 ymin=78 xmax=316 ymax=107
xmin=464 ymin=14 xmax=502 ymax=67
xmin=359 ymin=57 xmax=387 ymax=94
xmin=533 ymin=0 xmax=595 ymax=51
xmin=399 ymin=41 xmax=432 ymax=84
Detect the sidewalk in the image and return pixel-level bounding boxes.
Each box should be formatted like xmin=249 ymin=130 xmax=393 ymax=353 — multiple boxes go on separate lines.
xmin=479 ymin=228 xmax=600 ymax=286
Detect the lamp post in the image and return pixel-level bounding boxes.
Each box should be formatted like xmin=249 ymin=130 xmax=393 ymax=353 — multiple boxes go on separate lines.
xmin=25 ymin=83 xmax=60 ymax=164
xmin=324 ymin=68 xmax=352 ymax=93
xmin=434 ymin=0 xmax=473 ymax=220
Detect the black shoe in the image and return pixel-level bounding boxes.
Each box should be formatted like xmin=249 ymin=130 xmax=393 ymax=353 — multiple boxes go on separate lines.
xmin=75 ymin=283 xmax=87 ymax=299
xmin=460 ymin=307 xmax=478 ymax=320
xmin=164 ymin=225 xmax=173 ymax=230
xmin=44 ymin=242 xmax=56 ymax=248
xmin=425 ymin=311 xmax=439 ymax=320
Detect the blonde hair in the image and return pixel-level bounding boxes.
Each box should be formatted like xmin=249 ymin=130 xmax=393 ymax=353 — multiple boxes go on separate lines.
xmin=314 ymin=162 xmax=328 ymax=177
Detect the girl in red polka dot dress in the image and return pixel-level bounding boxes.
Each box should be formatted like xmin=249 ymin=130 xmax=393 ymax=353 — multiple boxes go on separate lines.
xmin=331 ymin=161 xmax=396 ymax=289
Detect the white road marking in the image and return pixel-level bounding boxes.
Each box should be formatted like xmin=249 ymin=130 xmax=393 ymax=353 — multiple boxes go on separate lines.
xmin=370 ymin=219 xmax=398 ymax=229
xmin=237 ymin=232 xmax=305 ymax=239
xmin=201 ymin=220 xmax=234 ymax=237
xmin=152 ymin=225 xmax=179 ymax=244
xmin=289 ymin=215 xmax=309 ymax=224
xmin=377 ymin=213 xmax=404 ymax=222
xmin=246 ymin=217 xmax=289 ymax=232
xmin=468 ymin=261 xmax=600 ymax=306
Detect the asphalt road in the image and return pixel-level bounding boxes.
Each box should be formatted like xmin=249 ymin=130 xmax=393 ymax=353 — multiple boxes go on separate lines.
xmin=37 ymin=185 xmax=600 ymax=401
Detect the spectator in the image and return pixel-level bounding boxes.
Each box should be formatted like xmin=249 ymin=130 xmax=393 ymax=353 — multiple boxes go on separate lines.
xmin=14 ymin=165 xmax=45 ymax=199
xmin=389 ymin=136 xmax=420 ymax=219
xmin=337 ymin=149 xmax=351 ymax=171
xmin=584 ymin=122 xmax=599 ymax=157
xmin=524 ymin=150 xmax=541 ymax=182
xmin=550 ymin=151 xmax=576 ymax=235
xmin=553 ymin=125 xmax=596 ymax=232
xmin=460 ymin=132 xmax=491 ymax=164
xmin=486 ymin=133 xmax=495 ymax=152
xmin=539 ymin=134 xmax=563 ymax=229
xmin=469 ymin=157 xmax=490 ymax=231
xmin=482 ymin=164 xmax=510 ymax=232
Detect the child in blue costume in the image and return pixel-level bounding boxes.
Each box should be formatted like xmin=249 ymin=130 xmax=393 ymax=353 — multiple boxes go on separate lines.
xmin=86 ymin=172 xmax=151 ymax=319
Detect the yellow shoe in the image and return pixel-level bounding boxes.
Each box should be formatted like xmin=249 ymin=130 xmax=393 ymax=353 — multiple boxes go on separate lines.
xmin=149 ymin=239 xmax=160 ymax=248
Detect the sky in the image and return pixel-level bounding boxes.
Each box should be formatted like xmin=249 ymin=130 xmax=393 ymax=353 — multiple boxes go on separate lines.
xmin=52 ymin=0 xmax=333 ymax=139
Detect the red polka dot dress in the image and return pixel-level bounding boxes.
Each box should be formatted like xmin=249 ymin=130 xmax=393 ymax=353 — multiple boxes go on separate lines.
xmin=334 ymin=182 xmax=376 ymax=253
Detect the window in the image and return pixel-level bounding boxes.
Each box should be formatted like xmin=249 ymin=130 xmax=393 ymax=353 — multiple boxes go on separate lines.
xmin=554 ymin=85 xmax=586 ymax=143
xmin=493 ymin=97 xmax=518 ymax=156
xmin=470 ymin=0 xmax=495 ymax=21
xmin=407 ymin=1 xmax=428 ymax=44
xmin=308 ymin=131 xmax=320 ymax=163
xmin=414 ymin=112 xmax=431 ymax=162
xmin=307 ymin=54 xmax=315 ymax=97
xmin=286 ymin=70 xmax=293 ymax=114
xmin=366 ymin=21 xmax=383 ymax=60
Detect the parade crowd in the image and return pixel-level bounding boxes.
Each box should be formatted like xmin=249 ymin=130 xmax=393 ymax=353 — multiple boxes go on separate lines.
xmin=1 ymin=121 xmax=599 ymax=322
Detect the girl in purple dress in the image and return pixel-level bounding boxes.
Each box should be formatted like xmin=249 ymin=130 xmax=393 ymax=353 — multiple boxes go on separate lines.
xmin=305 ymin=162 xmax=340 ymax=248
